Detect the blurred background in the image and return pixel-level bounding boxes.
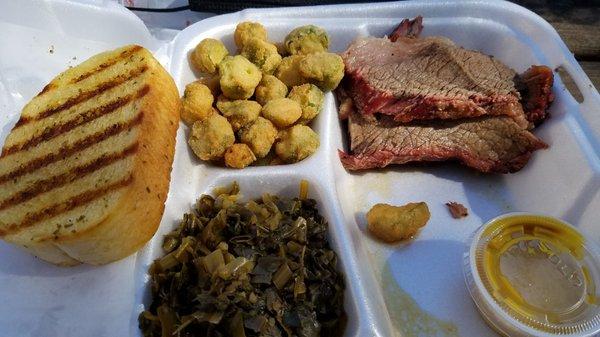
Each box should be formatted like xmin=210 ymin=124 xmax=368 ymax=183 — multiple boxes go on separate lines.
xmin=114 ymin=0 xmax=598 ymax=89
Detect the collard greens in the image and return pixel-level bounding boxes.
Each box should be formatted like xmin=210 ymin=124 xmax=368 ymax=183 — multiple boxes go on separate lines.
xmin=139 ymin=182 xmax=345 ymax=337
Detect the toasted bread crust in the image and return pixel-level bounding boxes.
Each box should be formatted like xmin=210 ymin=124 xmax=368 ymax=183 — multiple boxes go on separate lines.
xmin=56 ymin=58 xmax=181 ymax=265
xmin=0 ymin=45 xmax=181 ymax=265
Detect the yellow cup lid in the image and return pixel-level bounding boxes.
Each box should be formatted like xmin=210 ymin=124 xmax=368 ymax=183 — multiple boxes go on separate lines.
xmin=464 ymin=213 xmax=600 ymax=336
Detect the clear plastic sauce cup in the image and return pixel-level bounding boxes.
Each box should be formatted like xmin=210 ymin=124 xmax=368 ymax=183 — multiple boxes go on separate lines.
xmin=464 ymin=213 xmax=600 ymax=337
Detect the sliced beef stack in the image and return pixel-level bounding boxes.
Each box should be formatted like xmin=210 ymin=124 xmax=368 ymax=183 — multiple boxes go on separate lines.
xmin=338 ymin=16 xmax=554 ymax=173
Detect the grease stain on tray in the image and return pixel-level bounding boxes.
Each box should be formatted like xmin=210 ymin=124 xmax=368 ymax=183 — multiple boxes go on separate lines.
xmin=367 ymin=245 xmax=460 ymax=337
xmin=350 ymin=173 xmax=393 ymax=210
xmin=381 ymin=263 xmax=460 ymax=337
xmin=362 ymin=173 xmax=393 ymax=199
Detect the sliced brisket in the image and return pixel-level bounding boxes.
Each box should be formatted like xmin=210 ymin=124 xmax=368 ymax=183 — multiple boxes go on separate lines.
xmin=337 ymin=16 xmax=553 ymax=174
xmin=516 ymin=65 xmax=554 ymax=125
xmin=342 ymin=36 xmax=532 ymax=128
xmin=389 ymin=16 xmax=424 ymax=41
xmin=339 ymin=108 xmax=547 ymax=173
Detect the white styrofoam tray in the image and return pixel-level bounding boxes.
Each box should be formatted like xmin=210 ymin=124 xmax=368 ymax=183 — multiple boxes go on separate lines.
xmin=0 ymin=1 xmax=599 ymax=337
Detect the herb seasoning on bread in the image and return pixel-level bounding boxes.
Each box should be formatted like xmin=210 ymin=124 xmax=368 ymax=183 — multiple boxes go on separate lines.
xmin=0 ymin=45 xmax=181 ymax=266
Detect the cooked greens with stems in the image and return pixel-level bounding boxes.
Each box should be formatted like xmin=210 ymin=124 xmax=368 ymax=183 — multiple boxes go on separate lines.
xmin=139 ymin=182 xmax=346 ymax=337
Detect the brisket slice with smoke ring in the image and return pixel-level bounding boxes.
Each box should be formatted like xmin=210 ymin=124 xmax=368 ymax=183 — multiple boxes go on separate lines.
xmin=389 ymin=15 xmax=424 ymax=41
xmin=336 ymin=16 xmax=553 ymax=173
xmin=516 ymin=65 xmax=554 ymax=125
xmin=339 ymin=106 xmax=547 ymax=173
xmin=342 ymin=36 xmax=533 ymax=128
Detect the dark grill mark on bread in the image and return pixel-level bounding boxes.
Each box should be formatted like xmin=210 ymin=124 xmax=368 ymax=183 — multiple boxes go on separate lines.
xmin=0 ymin=143 xmax=138 ymax=211
xmin=1 ymin=175 xmax=134 ymax=235
xmin=0 ymin=113 xmax=143 ymax=184
xmin=72 ymin=46 xmax=143 ymax=83
xmin=12 ymin=65 xmax=148 ymax=129
xmin=2 ymin=86 xmax=149 ymax=156
xmin=37 ymin=83 xmax=56 ymax=97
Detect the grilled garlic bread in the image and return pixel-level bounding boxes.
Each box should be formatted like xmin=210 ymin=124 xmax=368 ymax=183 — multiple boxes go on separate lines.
xmin=0 ymin=45 xmax=181 ymax=266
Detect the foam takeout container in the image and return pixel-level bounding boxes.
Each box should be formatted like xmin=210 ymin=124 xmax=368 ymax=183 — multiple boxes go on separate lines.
xmin=0 ymin=0 xmax=599 ymax=336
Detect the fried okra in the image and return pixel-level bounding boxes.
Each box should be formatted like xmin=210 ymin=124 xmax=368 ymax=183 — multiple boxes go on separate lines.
xmin=188 ymin=113 xmax=235 ymax=161
xmin=287 ymin=83 xmax=324 ymax=124
xmin=196 ymin=73 xmax=221 ymax=97
xmin=275 ymin=125 xmax=319 ymax=163
xmin=275 ymin=41 xmax=288 ymax=57
xmin=366 ymin=203 xmax=430 ymax=243
xmin=181 ymin=81 xmax=215 ymax=125
xmin=252 ymin=150 xmax=283 ymax=166
xmin=234 ymin=21 xmax=268 ymax=49
xmin=224 ymin=143 xmax=256 ymax=168
xmin=216 ymin=96 xmax=261 ymax=131
xmin=219 ymin=55 xmax=262 ymax=99
xmin=241 ymin=38 xmax=282 ymax=74
xmin=275 ymin=55 xmax=306 ymax=88
xmin=299 ymin=52 xmax=344 ymax=91
xmin=239 ymin=117 xmax=278 ymax=158
xmin=255 ymin=75 xmax=288 ymax=105
xmin=261 ymin=98 xmax=302 ymax=128
xmin=284 ymin=25 xmax=329 ymax=55
xmin=191 ymin=38 xmax=229 ymax=74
